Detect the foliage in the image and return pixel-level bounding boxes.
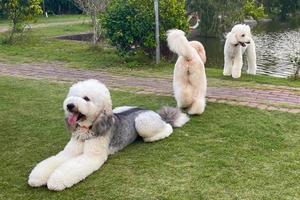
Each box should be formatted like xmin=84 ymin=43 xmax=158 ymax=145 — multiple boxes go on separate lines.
xmin=73 ymin=0 xmax=110 ymax=45
xmin=243 ymin=0 xmax=265 ymax=20
xmin=187 ymin=0 xmax=267 ymax=37
xmin=259 ymin=0 xmax=300 ymax=20
xmin=102 ymin=0 xmax=188 ymax=56
xmin=43 ymin=0 xmax=81 ymax=15
xmin=187 ymin=0 xmax=245 ymax=37
xmin=0 ymin=0 xmax=43 ymax=41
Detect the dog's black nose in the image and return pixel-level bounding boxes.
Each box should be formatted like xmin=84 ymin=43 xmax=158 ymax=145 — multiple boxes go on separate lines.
xmin=67 ymin=103 xmax=75 ymax=111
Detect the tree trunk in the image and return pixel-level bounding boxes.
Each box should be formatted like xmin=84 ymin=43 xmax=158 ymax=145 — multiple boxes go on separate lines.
xmin=154 ymin=0 xmax=160 ymax=64
xmin=91 ymin=10 xmax=97 ymax=45
xmin=9 ymin=19 xmax=17 ymax=42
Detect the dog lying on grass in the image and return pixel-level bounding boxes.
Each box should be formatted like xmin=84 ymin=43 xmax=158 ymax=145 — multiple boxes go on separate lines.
xmin=28 ymin=79 xmax=189 ymax=191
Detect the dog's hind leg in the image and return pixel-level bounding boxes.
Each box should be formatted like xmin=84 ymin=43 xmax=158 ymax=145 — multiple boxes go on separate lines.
xmin=135 ymin=111 xmax=173 ymax=142
xmin=28 ymin=138 xmax=84 ymax=187
xmin=187 ymin=62 xmax=207 ymax=115
xmin=246 ymin=39 xmax=257 ymax=75
xmin=47 ymin=136 xmax=109 ymax=191
xmin=232 ymin=52 xmax=243 ymax=78
xmin=188 ymin=97 xmax=206 ymax=115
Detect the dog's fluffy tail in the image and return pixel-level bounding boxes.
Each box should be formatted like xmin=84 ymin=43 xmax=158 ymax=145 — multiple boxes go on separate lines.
xmin=158 ymin=107 xmax=189 ymax=128
xmin=167 ymin=29 xmax=195 ymax=60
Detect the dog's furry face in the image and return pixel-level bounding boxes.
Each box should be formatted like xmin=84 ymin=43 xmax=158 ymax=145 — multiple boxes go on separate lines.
xmin=228 ymin=24 xmax=252 ymax=47
xmin=63 ymin=79 xmax=112 ymax=127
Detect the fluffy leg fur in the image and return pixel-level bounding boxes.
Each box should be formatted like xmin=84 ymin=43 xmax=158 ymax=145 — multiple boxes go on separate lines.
xmin=47 ymin=136 xmax=109 ymax=191
xmin=135 ymin=111 xmax=173 ymax=142
xmin=232 ymin=50 xmax=243 ymax=79
xmin=28 ymin=138 xmax=84 ymax=187
xmin=223 ymin=55 xmax=233 ymax=76
xmin=246 ymin=38 xmax=257 ymax=75
xmin=173 ymin=58 xmax=194 ymax=108
xmin=187 ymin=59 xmax=207 ymax=115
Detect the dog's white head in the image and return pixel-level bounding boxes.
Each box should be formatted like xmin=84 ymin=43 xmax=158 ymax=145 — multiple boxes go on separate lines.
xmin=228 ymin=24 xmax=252 ymax=47
xmin=63 ymin=79 xmax=112 ymax=128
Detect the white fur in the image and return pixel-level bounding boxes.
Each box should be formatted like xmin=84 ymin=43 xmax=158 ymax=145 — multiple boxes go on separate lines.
xmin=223 ymin=24 xmax=257 ymax=78
xmin=28 ymin=138 xmax=84 ymax=187
xmin=135 ymin=111 xmax=173 ymax=142
xmin=28 ymin=79 xmax=184 ymax=191
xmin=167 ymin=29 xmax=207 ymax=115
xmin=29 ymin=79 xmax=112 ymax=191
xmin=173 ymin=112 xmax=190 ymax=128
xmin=113 ymin=106 xmax=136 ymax=113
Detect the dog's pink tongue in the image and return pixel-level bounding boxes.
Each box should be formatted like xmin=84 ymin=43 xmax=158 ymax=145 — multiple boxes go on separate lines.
xmin=68 ymin=113 xmax=78 ymax=125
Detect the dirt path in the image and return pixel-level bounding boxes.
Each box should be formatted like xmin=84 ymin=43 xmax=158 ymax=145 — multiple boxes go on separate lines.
xmin=0 ymin=62 xmax=299 ymax=113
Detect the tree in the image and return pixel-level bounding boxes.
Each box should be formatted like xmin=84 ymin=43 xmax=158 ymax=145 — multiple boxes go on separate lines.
xmin=43 ymin=0 xmax=81 ymax=15
xmin=102 ymin=0 xmax=188 ymax=56
xmin=259 ymin=0 xmax=300 ymax=20
xmin=73 ymin=0 xmax=110 ymax=45
xmin=243 ymin=0 xmax=265 ymax=20
xmin=187 ymin=0 xmax=245 ymax=37
xmin=0 ymin=0 xmax=43 ymax=41
xmin=187 ymin=0 xmax=265 ymax=37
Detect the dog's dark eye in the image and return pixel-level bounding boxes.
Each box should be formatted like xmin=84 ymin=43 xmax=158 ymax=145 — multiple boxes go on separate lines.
xmin=241 ymin=34 xmax=245 ymax=37
xmin=83 ymin=96 xmax=90 ymax=101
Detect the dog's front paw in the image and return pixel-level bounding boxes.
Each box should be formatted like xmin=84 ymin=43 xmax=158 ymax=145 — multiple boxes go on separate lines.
xmin=232 ymin=72 xmax=241 ymax=79
xmin=47 ymin=172 xmax=66 ymax=191
xmin=28 ymin=176 xmax=47 ymax=187
xmin=247 ymin=69 xmax=256 ymax=75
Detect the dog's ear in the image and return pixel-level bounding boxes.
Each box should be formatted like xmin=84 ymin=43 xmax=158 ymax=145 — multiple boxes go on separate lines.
xmin=92 ymin=111 xmax=114 ymax=137
xmin=65 ymin=117 xmax=76 ymax=133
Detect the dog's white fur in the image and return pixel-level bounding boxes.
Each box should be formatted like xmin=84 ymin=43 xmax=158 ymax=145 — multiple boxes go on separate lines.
xmin=28 ymin=79 xmax=188 ymax=191
xmin=167 ymin=29 xmax=207 ymax=115
xmin=223 ymin=24 xmax=257 ymax=78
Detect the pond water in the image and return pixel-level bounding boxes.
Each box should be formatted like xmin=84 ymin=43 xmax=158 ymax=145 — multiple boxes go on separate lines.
xmin=193 ymin=18 xmax=300 ymax=78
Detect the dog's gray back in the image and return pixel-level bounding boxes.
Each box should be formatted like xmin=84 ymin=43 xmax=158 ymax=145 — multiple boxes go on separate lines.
xmin=109 ymin=108 xmax=146 ymax=154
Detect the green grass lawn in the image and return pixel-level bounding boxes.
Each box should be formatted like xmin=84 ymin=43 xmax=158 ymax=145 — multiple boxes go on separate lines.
xmin=0 ymin=14 xmax=89 ymax=28
xmin=0 ymin=76 xmax=299 ymax=199
xmin=0 ymin=15 xmax=299 ymax=88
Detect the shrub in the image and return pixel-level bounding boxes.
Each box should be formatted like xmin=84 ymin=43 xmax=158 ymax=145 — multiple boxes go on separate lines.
xmin=102 ymin=0 xmax=188 ymax=56
xmin=243 ymin=0 xmax=265 ymax=20
xmin=0 ymin=0 xmax=43 ymax=42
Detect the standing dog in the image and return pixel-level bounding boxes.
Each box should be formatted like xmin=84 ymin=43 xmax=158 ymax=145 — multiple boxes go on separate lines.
xmin=223 ymin=24 xmax=257 ymax=78
xmin=167 ymin=29 xmax=207 ymax=115
xmin=28 ymin=79 xmax=189 ymax=191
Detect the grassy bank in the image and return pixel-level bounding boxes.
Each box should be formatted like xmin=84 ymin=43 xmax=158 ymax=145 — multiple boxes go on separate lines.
xmin=0 ymin=15 xmax=89 ymax=28
xmin=0 ymin=15 xmax=299 ymax=88
xmin=0 ymin=76 xmax=299 ymax=199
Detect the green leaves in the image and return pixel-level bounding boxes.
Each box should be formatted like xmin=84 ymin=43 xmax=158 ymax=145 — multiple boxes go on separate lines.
xmin=102 ymin=0 xmax=188 ymax=56
xmin=243 ymin=0 xmax=265 ymax=20
xmin=0 ymin=0 xmax=42 ymax=42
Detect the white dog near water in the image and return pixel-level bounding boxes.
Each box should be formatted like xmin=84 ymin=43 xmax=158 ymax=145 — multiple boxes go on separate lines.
xmin=167 ymin=29 xmax=207 ymax=115
xmin=28 ymin=79 xmax=189 ymax=191
xmin=223 ymin=24 xmax=257 ymax=78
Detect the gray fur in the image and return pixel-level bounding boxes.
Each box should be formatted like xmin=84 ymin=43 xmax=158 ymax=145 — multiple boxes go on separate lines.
xmin=67 ymin=107 xmax=184 ymax=153
xmin=158 ymin=106 xmax=181 ymax=127
xmin=108 ymin=108 xmax=145 ymax=153
xmin=92 ymin=112 xmax=114 ymax=137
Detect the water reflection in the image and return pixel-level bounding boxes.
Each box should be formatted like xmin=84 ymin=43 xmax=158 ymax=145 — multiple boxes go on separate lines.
xmin=191 ymin=19 xmax=300 ymax=78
